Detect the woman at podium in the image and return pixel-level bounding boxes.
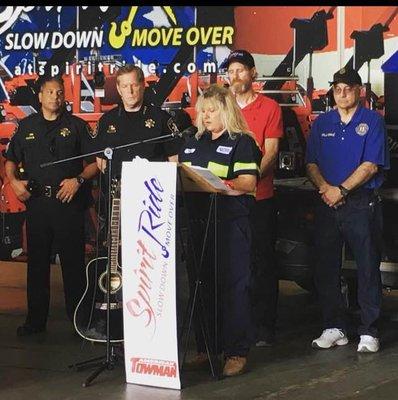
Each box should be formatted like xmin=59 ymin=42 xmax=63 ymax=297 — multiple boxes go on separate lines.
xmin=179 ymin=84 xmax=262 ymax=377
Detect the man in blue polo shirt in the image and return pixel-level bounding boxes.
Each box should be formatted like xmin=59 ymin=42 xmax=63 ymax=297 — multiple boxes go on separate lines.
xmin=306 ymin=67 xmax=389 ymax=353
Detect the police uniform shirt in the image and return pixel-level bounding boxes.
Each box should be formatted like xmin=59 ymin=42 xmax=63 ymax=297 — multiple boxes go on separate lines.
xmin=179 ymin=131 xmax=261 ymax=218
xmin=6 ymin=110 xmax=93 ymax=186
xmin=92 ymin=104 xmax=183 ymax=176
xmin=306 ymin=105 xmax=390 ymax=189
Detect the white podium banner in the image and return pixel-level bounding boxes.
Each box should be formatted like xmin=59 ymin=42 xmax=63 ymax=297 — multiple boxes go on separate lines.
xmin=121 ymin=159 xmax=180 ymax=390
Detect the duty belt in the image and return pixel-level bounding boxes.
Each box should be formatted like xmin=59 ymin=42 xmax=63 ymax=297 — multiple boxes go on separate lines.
xmin=27 ymin=179 xmax=60 ymax=198
xmin=42 ymin=185 xmax=60 ymax=198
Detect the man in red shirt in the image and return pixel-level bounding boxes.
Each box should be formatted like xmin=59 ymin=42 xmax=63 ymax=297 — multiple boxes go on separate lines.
xmin=224 ymin=49 xmax=284 ymax=346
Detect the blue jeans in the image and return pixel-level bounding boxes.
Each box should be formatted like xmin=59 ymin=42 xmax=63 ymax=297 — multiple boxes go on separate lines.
xmin=314 ymin=188 xmax=383 ymax=337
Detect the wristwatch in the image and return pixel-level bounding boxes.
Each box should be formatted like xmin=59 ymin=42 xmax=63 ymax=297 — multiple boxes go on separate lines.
xmin=76 ymin=175 xmax=85 ymax=185
xmin=338 ymin=184 xmax=350 ymax=198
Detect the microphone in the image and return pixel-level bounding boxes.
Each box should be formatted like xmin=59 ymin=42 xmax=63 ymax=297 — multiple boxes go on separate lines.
xmin=178 ymin=126 xmax=198 ymax=138
xmin=166 ymin=117 xmax=197 ymax=138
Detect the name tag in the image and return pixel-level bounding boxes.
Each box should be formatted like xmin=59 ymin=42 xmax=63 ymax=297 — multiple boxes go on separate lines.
xmin=321 ymin=132 xmax=335 ymax=137
xmin=216 ymin=146 xmax=233 ymax=154
xmin=184 ymin=148 xmax=196 ymax=154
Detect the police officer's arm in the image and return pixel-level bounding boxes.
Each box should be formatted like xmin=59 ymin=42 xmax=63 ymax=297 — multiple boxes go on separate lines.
xmin=56 ymin=120 xmax=99 ymax=203
xmin=56 ymin=161 xmax=98 ymax=203
xmin=5 ymin=161 xmax=30 ymax=202
xmin=4 ymin=125 xmax=30 ymax=202
xmin=91 ymin=116 xmax=112 ymax=173
xmin=96 ymin=157 xmax=107 ymax=173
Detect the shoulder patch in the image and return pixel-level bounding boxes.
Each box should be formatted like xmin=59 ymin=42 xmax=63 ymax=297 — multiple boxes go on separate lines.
xmin=88 ymin=123 xmax=98 ymax=139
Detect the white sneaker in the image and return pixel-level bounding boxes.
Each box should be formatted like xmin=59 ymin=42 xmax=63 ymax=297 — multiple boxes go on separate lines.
xmin=357 ymin=335 xmax=380 ymax=353
xmin=312 ymin=328 xmax=348 ymax=349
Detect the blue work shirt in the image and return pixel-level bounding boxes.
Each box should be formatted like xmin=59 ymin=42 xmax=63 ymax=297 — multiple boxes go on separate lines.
xmin=306 ymin=105 xmax=390 ymax=189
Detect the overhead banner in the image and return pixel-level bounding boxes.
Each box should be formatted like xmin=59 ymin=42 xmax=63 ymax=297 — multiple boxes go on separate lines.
xmin=0 ymin=6 xmax=235 ymax=86
xmin=121 ymin=159 xmax=179 ymax=390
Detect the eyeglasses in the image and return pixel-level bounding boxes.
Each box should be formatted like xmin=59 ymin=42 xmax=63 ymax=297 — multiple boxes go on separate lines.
xmin=332 ymin=85 xmax=357 ymax=96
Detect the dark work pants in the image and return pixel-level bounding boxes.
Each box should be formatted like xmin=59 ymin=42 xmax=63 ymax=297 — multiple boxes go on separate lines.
xmin=314 ymin=189 xmax=383 ymax=337
xmin=25 ymin=196 xmax=86 ymax=329
xmin=250 ymin=197 xmax=278 ymax=334
xmin=188 ymin=208 xmax=254 ymax=357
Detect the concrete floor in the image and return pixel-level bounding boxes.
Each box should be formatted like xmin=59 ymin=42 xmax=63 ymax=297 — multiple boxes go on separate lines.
xmin=2 ymin=261 xmax=398 ymax=400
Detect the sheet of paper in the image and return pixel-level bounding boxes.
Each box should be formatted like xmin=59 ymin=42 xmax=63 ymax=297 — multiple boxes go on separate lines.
xmin=188 ymin=165 xmax=231 ymax=191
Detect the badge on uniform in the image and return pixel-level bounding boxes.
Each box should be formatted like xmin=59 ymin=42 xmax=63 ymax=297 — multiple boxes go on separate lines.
xmin=145 ymin=118 xmax=155 ymax=128
xmin=355 ymin=123 xmax=369 ymax=136
xmin=59 ymin=127 xmax=71 ymax=137
xmin=107 ymin=124 xmax=117 ymax=134
xmin=25 ymin=132 xmax=35 ymax=140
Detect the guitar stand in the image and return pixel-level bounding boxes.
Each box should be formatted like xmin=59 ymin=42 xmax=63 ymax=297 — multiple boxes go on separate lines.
xmin=81 ymin=346 xmax=118 ymax=388
xmin=68 ymin=342 xmax=123 ymax=372
xmin=68 ymin=345 xmax=121 ymax=387
xmin=68 ymin=355 xmax=106 ymax=372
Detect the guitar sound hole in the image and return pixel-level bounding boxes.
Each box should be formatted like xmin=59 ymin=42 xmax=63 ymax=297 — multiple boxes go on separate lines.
xmin=99 ymin=271 xmax=122 ymax=294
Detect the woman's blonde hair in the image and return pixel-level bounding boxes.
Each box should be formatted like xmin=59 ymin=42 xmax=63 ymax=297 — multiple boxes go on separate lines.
xmin=195 ymin=84 xmax=252 ymax=139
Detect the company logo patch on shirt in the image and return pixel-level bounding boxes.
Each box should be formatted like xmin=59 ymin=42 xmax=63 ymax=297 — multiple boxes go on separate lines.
xmin=355 ymin=123 xmax=369 ymax=136
xmin=216 ymin=145 xmax=233 ymax=154
xmin=184 ymin=148 xmax=196 ymax=154
xmin=59 ymin=127 xmax=71 ymax=137
xmin=25 ymin=132 xmax=35 ymax=140
xmin=321 ymin=132 xmax=335 ymax=137
xmin=107 ymin=124 xmax=117 ymax=134
xmin=145 ymin=118 xmax=155 ymax=128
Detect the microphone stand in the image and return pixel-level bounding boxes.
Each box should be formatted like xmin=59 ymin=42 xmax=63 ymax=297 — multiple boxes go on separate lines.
xmin=41 ymin=132 xmax=180 ymax=387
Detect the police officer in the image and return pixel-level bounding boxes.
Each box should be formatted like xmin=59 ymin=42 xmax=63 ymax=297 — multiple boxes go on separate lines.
xmin=179 ymin=84 xmax=262 ymax=377
xmin=92 ymin=64 xmax=182 ymax=177
xmin=225 ymin=49 xmax=284 ymax=346
xmin=306 ymin=68 xmax=389 ymax=353
xmin=5 ymin=75 xmax=98 ymax=336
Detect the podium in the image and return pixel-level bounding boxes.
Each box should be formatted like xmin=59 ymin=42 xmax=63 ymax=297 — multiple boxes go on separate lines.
xmin=120 ymin=160 xmax=227 ymax=389
xmin=177 ymin=163 xmax=231 ymax=380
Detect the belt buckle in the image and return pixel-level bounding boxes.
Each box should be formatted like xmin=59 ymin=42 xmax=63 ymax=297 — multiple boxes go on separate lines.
xmin=44 ymin=186 xmax=52 ymax=198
